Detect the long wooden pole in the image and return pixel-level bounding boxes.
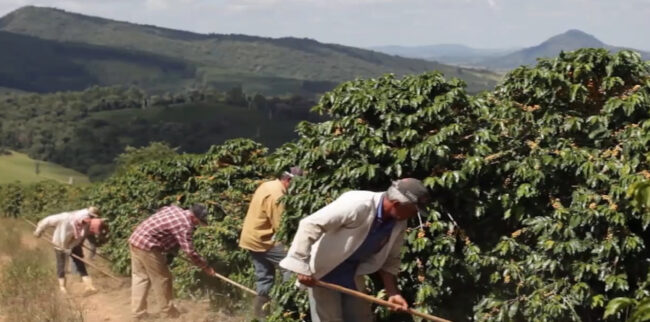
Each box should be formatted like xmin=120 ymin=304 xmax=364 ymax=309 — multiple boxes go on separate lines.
xmin=23 ymin=218 xmax=123 ymax=283
xmin=25 ymin=218 xmax=255 ymax=295
xmin=176 ymin=255 xmax=257 ymax=296
xmin=315 ymin=280 xmax=451 ymax=322
xmin=211 ymin=269 xmax=257 ymax=296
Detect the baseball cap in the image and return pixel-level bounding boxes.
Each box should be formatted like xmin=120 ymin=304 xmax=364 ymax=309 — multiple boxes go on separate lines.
xmin=284 ymin=166 xmax=304 ymax=178
xmin=390 ymin=178 xmax=431 ymax=213
xmin=88 ymin=206 xmax=100 ymax=217
xmin=190 ymin=204 xmax=209 ymax=224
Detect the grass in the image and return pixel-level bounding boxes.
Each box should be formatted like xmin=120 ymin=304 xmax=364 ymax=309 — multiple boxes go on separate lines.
xmin=0 ymin=151 xmax=89 ymax=185
xmin=0 ymin=218 xmax=85 ymax=322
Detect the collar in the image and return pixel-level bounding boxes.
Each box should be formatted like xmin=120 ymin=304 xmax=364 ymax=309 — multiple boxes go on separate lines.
xmin=377 ymin=195 xmax=385 ymax=223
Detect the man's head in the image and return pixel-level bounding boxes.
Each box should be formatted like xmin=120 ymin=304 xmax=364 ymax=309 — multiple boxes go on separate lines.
xmin=88 ymin=206 xmax=100 ymax=217
xmin=83 ymin=217 xmax=109 ymax=246
xmin=189 ymin=203 xmax=209 ymax=226
xmin=279 ymin=166 xmax=304 ymax=190
xmin=383 ymin=178 xmax=430 ymax=221
xmin=86 ymin=219 xmax=109 ymax=249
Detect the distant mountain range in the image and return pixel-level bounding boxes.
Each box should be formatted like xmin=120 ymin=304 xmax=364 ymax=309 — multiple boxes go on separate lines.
xmin=0 ymin=6 xmax=499 ymax=94
xmin=373 ymin=29 xmax=650 ymax=71
xmin=481 ymin=29 xmax=650 ymax=70
xmin=371 ymin=44 xmax=517 ymax=65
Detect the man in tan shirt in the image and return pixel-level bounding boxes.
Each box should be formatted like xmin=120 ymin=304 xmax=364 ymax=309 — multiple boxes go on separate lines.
xmin=239 ymin=166 xmax=303 ymax=318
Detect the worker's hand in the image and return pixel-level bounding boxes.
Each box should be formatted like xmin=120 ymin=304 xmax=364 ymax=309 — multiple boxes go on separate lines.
xmin=33 ymin=230 xmax=42 ymax=238
xmin=387 ymin=294 xmax=409 ymax=312
xmin=297 ymin=273 xmax=317 ymax=287
xmin=203 ymin=266 xmax=216 ymax=276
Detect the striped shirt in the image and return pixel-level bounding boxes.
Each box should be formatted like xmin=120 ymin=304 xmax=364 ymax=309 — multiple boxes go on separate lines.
xmin=129 ymin=205 xmax=207 ymax=268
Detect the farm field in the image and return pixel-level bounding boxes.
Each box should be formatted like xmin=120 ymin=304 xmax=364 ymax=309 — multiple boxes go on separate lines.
xmin=0 ymin=151 xmax=89 ymax=185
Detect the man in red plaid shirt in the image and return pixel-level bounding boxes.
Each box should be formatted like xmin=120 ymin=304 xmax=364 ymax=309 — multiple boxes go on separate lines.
xmin=129 ymin=204 xmax=215 ymax=320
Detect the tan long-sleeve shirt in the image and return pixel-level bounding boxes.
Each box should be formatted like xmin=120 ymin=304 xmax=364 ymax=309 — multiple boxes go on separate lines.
xmin=239 ymin=179 xmax=286 ymax=252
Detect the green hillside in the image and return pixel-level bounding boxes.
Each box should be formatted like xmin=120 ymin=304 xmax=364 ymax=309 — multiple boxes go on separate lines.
xmin=0 ymin=6 xmax=499 ymax=94
xmin=0 ymin=30 xmax=194 ymax=93
xmin=0 ymin=151 xmax=89 ymax=184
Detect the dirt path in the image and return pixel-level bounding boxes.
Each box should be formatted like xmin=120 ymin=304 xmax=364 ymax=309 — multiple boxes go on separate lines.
xmin=3 ymin=220 xmax=245 ymax=322
xmin=65 ymin=272 xmax=244 ymax=322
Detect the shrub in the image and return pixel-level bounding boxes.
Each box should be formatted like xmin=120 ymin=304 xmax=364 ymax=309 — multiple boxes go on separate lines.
xmin=0 ymin=181 xmax=87 ymax=219
xmin=268 ymin=49 xmax=650 ymax=321
xmin=87 ymin=138 xmax=272 ymax=309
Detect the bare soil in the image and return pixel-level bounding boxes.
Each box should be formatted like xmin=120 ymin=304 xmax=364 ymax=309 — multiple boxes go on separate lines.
xmin=65 ymin=273 xmax=244 ymax=322
xmin=1 ymin=219 xmax=245 ymax=322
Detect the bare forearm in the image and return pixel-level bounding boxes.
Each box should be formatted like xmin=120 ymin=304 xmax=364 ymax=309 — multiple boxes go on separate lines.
xmin=379 ymin=270 xmax=410 ymax=311
xmin=379 ymin=270 xmax=400 ymax=296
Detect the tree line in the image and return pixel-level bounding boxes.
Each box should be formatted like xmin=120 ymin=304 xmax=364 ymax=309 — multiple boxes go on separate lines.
xmin=0 ymin=85 xmax=320 ymax=179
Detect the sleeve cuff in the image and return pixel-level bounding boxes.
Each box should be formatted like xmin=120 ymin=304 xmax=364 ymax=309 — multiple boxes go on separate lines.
xmin=279 ymin=256 xmax=312 ymax=276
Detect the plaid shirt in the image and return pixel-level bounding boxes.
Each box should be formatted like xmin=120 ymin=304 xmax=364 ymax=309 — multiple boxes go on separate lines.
xmin=129 ymin=205 xmax=207 ymax=269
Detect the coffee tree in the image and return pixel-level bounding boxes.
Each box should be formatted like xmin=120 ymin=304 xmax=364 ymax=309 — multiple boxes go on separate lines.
xmin=270 ymin=71 xmax=496 ymax=321
xmin=475 ymin=49 xmax=650 ymax=322
xmin=0 ymin=181 xmax=86 ymax=219
xmin=269 ymin=49 xmax=650 ymax=321
xmin=86 ymin=138 xmax=272 ymax=303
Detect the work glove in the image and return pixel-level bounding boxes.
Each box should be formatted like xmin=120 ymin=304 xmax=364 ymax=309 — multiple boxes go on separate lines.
xmin=33 ymin=230 xmax=42 ymax=238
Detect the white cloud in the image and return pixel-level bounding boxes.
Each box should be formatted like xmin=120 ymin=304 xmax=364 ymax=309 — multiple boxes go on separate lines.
xmin=145 ymin=0 xmax=170 ymax=10
xmin=0 ymin=0 xmax=30 ymax=14
xmin=222 ymin=0 xmax=402 ymax=12
xmin=145 ymin=0 xmax=197 ymax=10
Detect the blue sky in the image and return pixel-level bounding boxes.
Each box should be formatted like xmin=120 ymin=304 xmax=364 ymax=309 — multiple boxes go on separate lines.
xmin=0 ymin=0 xmax=649 ymax=50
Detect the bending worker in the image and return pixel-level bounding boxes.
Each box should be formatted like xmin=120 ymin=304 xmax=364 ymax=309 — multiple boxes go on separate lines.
xmin=128 ymin=204 xmax=216 ymax=320
xmin=239 ymin=166 xmax=303 ymax=318
xmin=280 ymin=178 xmax=430 ymax=322
xmin=33 ymin=206 xmax=106 ymax=295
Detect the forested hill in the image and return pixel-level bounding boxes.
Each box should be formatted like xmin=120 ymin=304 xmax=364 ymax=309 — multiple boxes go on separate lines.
xmin=0 ymin=30 xmax=193 ymax=93
xmin=0 ymin=86 xmax=315 ymax=179
xmin=0 ymin=6 xmax=499 ymax=94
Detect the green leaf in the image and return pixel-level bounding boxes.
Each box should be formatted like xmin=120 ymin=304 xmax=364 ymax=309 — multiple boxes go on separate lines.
xmin=604 ymin=297 xmax=635 ymax=318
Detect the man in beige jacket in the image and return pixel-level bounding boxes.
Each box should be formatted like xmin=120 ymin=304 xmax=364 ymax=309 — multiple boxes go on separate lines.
xmin=280 ymin=178 xmax=430 ymax=322
xmin=239 ymin=166 xmax=303 ymax=318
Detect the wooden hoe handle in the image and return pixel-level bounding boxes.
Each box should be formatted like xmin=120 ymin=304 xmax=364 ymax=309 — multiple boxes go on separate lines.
xmin=315 ymin=280 xmax=451 ymax=322
xmin=23 ymin=218 xmax=123 ymax=283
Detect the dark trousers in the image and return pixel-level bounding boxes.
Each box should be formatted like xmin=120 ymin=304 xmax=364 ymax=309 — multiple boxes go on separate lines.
xmin=249 ymin=244 xmax=291 ymax=297
xmin=55 ymin=244 xmax=87 ymax=278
